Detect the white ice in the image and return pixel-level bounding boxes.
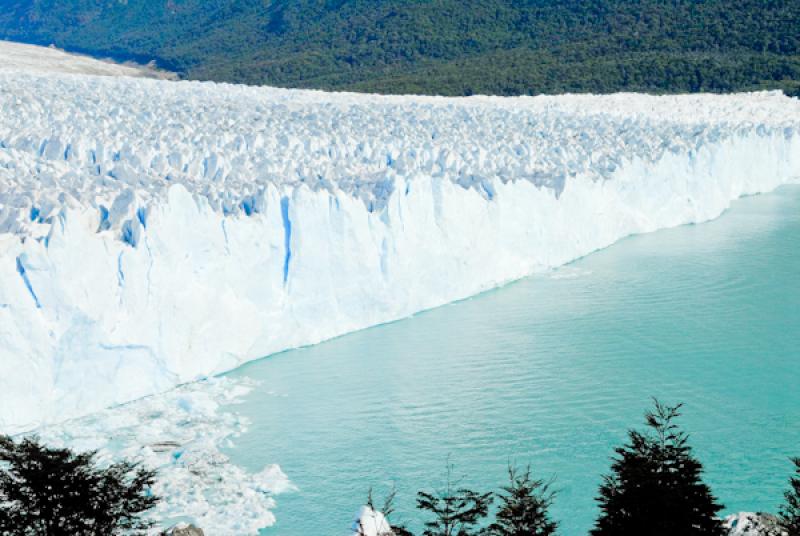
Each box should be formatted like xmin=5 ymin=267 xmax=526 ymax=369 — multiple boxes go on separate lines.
xmin=0 ymin=43 xmax=799 ymax=432
xmin=0 ymin=40 xmax=174 ymax=79
xmin=351 ymin=506 xmax=394 ymax=536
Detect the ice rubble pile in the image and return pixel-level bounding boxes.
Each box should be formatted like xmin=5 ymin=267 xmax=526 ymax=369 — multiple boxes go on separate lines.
xmin=36 ymin=377 xmax=293 ymax=534
xmin=0 ymin=65 xmax=799 ymax=431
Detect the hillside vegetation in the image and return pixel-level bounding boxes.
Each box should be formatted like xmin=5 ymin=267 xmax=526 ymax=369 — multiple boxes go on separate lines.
xmin=0 ymin=0 xmax=798 ymax=96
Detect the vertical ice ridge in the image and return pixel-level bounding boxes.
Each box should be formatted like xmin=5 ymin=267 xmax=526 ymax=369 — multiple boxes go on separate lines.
xmin=116 ymin=251 xmax=126 ymax=287
xmin=221 ymin=220 xmax=230 ymax=254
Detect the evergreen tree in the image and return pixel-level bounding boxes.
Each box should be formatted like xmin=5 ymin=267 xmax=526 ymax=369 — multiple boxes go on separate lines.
xmin=416 ymin=462 xmax=492 ymax=536
xmin=488 ymin=464 xmax=557 ymax=536
xmin=0 ymin=435 xmax=158 ymax=535
xmin=779 ymin=457 xmax=800 ymax=536
xmin=591 ymin=400 xmax=725 ymax=536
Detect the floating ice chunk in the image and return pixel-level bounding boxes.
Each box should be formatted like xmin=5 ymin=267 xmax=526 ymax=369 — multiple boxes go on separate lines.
xmin=33 ymin=377 xmax=292 ymax=535
xmin=351 ymin=506 xmax=394 ymax=536
xmin=723 ymin=512 xmax=782 ymax=536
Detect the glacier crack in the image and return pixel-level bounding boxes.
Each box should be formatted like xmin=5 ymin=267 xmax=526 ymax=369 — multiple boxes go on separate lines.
xmin=15 ymin=256 xmax=41 ymax=309
xmin=280 ymin=195 xmax=292 ymax=285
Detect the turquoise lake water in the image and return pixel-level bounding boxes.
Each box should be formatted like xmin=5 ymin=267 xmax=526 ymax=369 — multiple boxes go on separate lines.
xmin=226 ymin=185 xmax=800 ymax=535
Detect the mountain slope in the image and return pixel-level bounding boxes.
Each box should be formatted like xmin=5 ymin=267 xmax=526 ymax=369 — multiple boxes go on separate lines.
xmin=0 ymin=1 xmax=798 ymax=95
xmin=0 ymin=39 xmax=175 ymax=77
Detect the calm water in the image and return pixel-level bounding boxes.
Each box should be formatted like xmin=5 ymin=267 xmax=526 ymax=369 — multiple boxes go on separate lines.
xmin=226 ymin=186 xmax=800 ymax=535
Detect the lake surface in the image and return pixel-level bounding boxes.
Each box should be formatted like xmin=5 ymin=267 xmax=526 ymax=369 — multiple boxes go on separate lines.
xmin=226 ymin=186 xmax=800 ymax=535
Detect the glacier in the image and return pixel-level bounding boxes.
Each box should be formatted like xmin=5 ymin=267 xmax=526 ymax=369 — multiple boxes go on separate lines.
xmin=0 ymin=58 xmax=799 ymax=432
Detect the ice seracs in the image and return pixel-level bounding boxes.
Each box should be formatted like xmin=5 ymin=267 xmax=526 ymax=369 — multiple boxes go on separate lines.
xmin=0 ymin=51 xmax=799 ymax=431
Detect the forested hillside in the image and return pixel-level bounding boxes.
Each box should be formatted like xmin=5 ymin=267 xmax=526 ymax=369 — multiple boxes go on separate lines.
xmin=0 ymin=0 xmax=798 ymax=96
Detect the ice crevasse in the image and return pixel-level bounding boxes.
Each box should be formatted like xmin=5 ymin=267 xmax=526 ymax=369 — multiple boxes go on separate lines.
xmin=0 ymin=70 xmax=799 ymax=432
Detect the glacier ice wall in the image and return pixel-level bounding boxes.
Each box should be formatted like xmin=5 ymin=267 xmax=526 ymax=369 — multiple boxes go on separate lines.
xmin=1 ymin=69 xmax=799 ymax=431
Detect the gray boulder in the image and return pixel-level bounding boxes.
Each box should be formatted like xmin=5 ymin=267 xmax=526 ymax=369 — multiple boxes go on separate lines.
xmin=724 ymin=512 xmax=784 ymax=536
xmin=164 ymin=523 xmax=205 ymax=536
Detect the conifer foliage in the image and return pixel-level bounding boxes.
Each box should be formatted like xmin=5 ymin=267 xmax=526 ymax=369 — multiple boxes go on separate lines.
xmin=416 ymin=462 xmax=492 ymax=536
xmin=591 ymin=400 xmax=725 ymax=536
xmin=1 ymin=0 xmax=798 ymax=96
xmin=779 ymin=457 xmax=800 ymax=536
xmin=0 ymin=435 xmax=158 ymax=535
xmin=488 ymin=464 xmax=557 ymax=536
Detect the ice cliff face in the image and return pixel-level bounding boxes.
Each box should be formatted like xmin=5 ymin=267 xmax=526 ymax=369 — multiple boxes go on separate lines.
xmin=1 ymin=64 xmax=799 ymax=431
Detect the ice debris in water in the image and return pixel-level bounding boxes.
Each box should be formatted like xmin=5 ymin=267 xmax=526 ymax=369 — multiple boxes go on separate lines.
xmin=31 ymin=377 xmax=294 ymax=535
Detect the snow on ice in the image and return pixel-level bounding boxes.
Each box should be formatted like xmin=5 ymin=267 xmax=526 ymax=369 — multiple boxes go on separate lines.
xmin=0 ymin=39 xmax=174 ymax=78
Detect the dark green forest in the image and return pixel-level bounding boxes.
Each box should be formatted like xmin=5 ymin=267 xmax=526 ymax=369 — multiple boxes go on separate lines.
xmin=0 ymin=0 xmax=798 ymax=96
